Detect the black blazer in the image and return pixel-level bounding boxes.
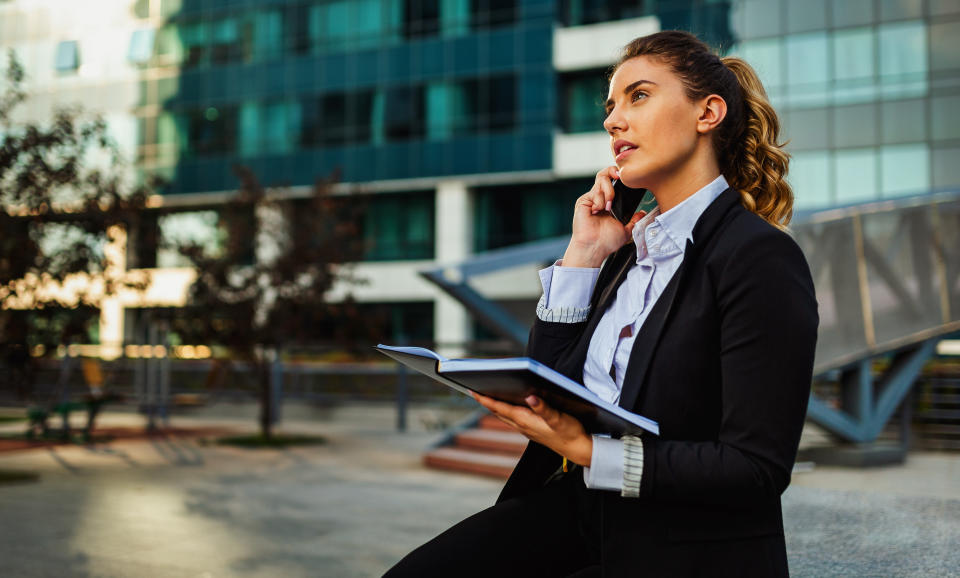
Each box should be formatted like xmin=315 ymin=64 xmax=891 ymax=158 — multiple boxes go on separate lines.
xmin=499 ymin=188 xmax=819 ymax=577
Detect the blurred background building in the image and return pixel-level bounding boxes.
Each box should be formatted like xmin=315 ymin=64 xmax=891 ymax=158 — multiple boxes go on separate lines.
xmin=1 ymin=0 xmax=958 ymax=353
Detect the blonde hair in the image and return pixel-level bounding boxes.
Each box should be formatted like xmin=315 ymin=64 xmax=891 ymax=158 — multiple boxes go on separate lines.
xmin=615 ymin=31 xmax=793 ymax=229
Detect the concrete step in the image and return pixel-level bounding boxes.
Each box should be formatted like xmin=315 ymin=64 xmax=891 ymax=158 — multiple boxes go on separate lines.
xmin=455 ymin=428 xmax=528 ymax=456
xmin=423 ymin=447 xmax=520 ymax=479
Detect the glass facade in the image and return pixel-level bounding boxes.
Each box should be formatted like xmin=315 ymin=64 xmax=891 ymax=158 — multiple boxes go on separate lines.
xmin=129 ymin=0 xmax=549 ymax=194
xmin=555 ymin=0 xmax=960 ymax=211
xmin=474 ymin=179 xmax=590 ymax=251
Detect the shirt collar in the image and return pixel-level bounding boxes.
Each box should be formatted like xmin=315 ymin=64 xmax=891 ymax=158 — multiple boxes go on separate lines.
xmin=632 ymin=174 xmax=729 ymax=262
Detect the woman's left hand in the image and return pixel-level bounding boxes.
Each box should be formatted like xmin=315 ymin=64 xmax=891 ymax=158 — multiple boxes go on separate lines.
xmin=471 ymin=393 xmax=593 ymax=467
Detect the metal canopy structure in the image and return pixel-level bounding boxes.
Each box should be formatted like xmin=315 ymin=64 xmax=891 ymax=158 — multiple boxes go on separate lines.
xmin=420 ymin=190 xmax=960 ymax=444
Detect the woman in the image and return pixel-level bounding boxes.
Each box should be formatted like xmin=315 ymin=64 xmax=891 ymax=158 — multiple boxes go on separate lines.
xmin=386 ymin=30 xmax=818 ymax=577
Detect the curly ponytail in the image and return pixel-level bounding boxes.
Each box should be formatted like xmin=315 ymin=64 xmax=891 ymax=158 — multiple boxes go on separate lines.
xmin=616 ymin=31 xmax=794 ymax=229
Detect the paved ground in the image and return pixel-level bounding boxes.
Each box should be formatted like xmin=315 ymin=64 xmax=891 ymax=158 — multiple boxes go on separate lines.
xmin=0 ymin=403 xmax=958 ymax=577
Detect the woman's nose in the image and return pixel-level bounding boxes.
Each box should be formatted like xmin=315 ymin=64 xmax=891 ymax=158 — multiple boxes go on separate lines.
xmin=603 ymin=108 xmax=626 ymax=134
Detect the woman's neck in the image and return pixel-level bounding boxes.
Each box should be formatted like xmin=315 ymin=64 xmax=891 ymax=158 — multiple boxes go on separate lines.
xmin=649 ymin=152 xmax=722 ymax=214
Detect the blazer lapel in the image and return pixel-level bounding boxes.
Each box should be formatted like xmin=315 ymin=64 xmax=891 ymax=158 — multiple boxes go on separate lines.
xmin=617 ymin=187 xmax=742 ymax=411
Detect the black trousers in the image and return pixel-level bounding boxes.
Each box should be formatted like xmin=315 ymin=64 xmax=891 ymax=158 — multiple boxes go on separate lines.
xmin=384 ymin=468 xmax=603 ymax=578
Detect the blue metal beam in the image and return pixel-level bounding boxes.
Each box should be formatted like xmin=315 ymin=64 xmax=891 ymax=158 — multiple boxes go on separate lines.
xmin=865 ymin=339 xmax=937 ymax=440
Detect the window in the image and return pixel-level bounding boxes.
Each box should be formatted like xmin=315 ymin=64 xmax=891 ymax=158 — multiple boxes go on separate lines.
xmin=362 ymin=192 xmax=435 ymax=260
xmin=881 ymin=144 xmax=929 ymax=197
xmin=302 ymin=90 xmax=376 ymax=147
xmin=789 ymin=151 xmax=832 ymax=209
xmin=179 ymin=21 xmax=209 ymax=68
xmin=209 ymin=18 xmax=244 ymax=64
xmin=474 ymin=179 xmax=589 ymax=251
xmin=738 ymin=38 xmax=784 ymax=101
xmin=384 ymin=86 xmax=426 ymax=141
xmin=134 ymin=0 xmax=151 ymax=19
xmin=128 ymin=29 xmax=156 ymax=65
xmin=405 ymin=0 xmax=440 ymax=38
xmin=560 ymin=0 xmax=648 ymax=27
xmin=833 ymin=27 xmax=876 ymax=105
xmin=54 ymin=40 xmax=79 ymax=73
xmin=878 ymin=21 xmax=927 ymax=98
xmin=929 ymin=21 xmax=960 ymax=73
xmin=831 ymin=0 xmax=874 ymax=28
xmin=785 ymin=32 xmax=829 ymax=108
xmin=932 ymin=96 xmax=960 ymax=142
xmin=471 ymin=0 xmax=517 ymax=29
xmin=835 ymin=148 xmax=878 ymax=204
xmin=560 ymin=72 xmax=608 ymax=133
xmin=182 ymin=106 xmax=238 ymax=156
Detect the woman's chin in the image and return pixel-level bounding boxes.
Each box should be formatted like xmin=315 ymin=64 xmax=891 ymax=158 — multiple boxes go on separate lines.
xmin=617 ymin=170 xmax=644 ymax=190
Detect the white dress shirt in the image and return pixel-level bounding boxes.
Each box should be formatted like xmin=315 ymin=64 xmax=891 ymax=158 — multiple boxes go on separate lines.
xmin=536 ymin=175 xmax=729 ymax=494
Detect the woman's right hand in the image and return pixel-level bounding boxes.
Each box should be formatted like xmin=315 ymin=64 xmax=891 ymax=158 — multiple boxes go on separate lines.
xmin=562 ymin=166 xmax=646 ymax=268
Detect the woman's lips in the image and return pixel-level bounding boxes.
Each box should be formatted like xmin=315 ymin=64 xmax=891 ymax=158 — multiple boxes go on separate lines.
xmin=615 ymin=146 xmax=636 ymax=163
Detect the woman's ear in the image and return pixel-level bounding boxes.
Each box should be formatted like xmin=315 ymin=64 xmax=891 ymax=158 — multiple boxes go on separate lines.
xmin=696 ymin=94 xmax=727 ymax=135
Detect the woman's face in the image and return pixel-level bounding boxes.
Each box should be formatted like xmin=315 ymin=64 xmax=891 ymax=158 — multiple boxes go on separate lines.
xmin=603 ymin=56 xmax=704 ymax=191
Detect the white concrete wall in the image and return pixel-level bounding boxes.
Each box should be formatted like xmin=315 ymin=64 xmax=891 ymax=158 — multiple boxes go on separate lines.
xmin=554 ymin=131 xmax=615 ymax=177
xmin=553 ymin=16 xmax=660 ymax=72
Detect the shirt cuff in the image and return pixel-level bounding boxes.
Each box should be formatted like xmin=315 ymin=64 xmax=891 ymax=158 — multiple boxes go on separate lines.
xmin=621 ymin=435 xmax=644 ymax=498
xmin=582 ymin=435 xmax=624 ymax=492
xmin=538 ymin=260 xmax=600 ymax=310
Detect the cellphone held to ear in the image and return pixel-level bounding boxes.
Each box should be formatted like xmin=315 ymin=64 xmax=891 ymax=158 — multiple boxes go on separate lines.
xmin=609 ymin=179 xmax=647 ymax=225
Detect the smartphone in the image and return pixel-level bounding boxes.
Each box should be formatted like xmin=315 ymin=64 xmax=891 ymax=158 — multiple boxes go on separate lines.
xmin=609 ymin=180 xmax=648 ymax=225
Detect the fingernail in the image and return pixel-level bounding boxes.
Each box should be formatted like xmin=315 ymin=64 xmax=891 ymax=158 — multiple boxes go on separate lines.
xmin=525 ymin=395 xmax=540 ymax=407
xmin=605 ymin=201 xmax=612 ymax=212
xmin=614 ymin=169 xmax=620 ymax=177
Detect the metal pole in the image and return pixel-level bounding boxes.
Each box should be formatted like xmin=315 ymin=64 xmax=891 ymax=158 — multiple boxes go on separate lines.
xmin=160 ymin=321 xmax=171 ymax=426
xmin=270 ymin=350 xmax=283 ymax=426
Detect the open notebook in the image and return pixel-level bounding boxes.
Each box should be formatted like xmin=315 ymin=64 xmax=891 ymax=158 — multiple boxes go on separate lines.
xmin=376 ymin=344 xmax=659 ymax=437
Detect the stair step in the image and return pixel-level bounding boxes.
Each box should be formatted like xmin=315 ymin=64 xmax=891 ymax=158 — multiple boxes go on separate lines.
xmin=423 ymin=447 xmax=520 ymax=479
xmin=455 ymin=428 xmax=528 ymax=455
xmin=478 ymin=414 xmax=515 ymax=431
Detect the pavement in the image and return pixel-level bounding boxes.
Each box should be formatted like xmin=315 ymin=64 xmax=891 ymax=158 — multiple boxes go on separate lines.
xmin=0 ymin=402 xmax=958 ymax=578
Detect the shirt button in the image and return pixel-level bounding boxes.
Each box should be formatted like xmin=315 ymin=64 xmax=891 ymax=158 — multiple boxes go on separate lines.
xmin=649 ymin=229 xmax=658 ymax=238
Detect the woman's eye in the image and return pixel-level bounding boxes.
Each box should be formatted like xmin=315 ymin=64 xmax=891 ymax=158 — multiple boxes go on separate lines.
xmin=631 ymin=90 xmax=648 ymax=103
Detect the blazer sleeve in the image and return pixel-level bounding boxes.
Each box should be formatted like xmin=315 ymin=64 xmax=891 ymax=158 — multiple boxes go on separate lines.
xmin=639 ymin=229 xmax=819 ymax=505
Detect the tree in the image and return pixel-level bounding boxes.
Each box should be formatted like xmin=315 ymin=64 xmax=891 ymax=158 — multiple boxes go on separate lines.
xmin=164 ymin=165 xmax=368 ymax=440
xmin=0 ymin=50 xmax=154 ymax=397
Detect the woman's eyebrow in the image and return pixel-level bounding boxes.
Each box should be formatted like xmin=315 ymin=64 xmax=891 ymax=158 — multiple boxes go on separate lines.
xmin=605 ymin=79 xmax=658 ymax=112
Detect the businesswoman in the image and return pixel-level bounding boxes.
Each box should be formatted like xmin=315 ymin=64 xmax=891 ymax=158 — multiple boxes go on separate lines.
xmin=386 ymin=30 xmax=818 ymax=577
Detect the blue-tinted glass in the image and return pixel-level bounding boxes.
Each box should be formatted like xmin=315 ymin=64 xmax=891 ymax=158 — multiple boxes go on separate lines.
xmin=253 ymin=10 xmax=283 ymax=61
xmin=442 ymin=0 xmax=470 ymax=36
xmin=786 ymin=0 xmax=825 ymax=33
xmin=833 ymin=27 xmax=876 ymax=105
xmin=879 ymin=0 xmax=923 ymax=21
xmin=363 ymin=193 xmax=435 ymax=260
xmin=878 ymin=21 xmax=927 ymax=98
xmin=835 ymin=148 xmax=878 ymax=203
xmin=128 ymin=29 xmax=155 ymax=64
xmin=741 ymin=0 xmax=782 ymax=40
xmin=405 ymin=0 xmax=441 ymax=38
xmin=790 ymin=151 xmax=832 ymax=209
xmin=426 ymin=82 xmax=453 ymax=140
xmin=54 ymin=40 xmax=79 ymax=72
xmin=239 ymin=102 xmax=260 ymax=158
xmin=786 ymin=32 xmax=829 ymax=107
xmin=155 ymin=26 xmax=183 ymax=64
xmin=471 ymin=0 xmax=517 ymax=29
xmin=737 ymin=37 xmax=783 ymax=103
xmin=930 ymin=21 xmax=960 ymax=72
xmin=881 ymin=144 xmax=929 ymax=197
xmin=881 ymin=99 xmax=926 ymax=144
xmin=832 ymin=0 xmax=874 ymax=28
xmin=932 ymin=96 xmax=960 ymax=142
xmin=561 ymin=72 xmax=607 ymax=133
